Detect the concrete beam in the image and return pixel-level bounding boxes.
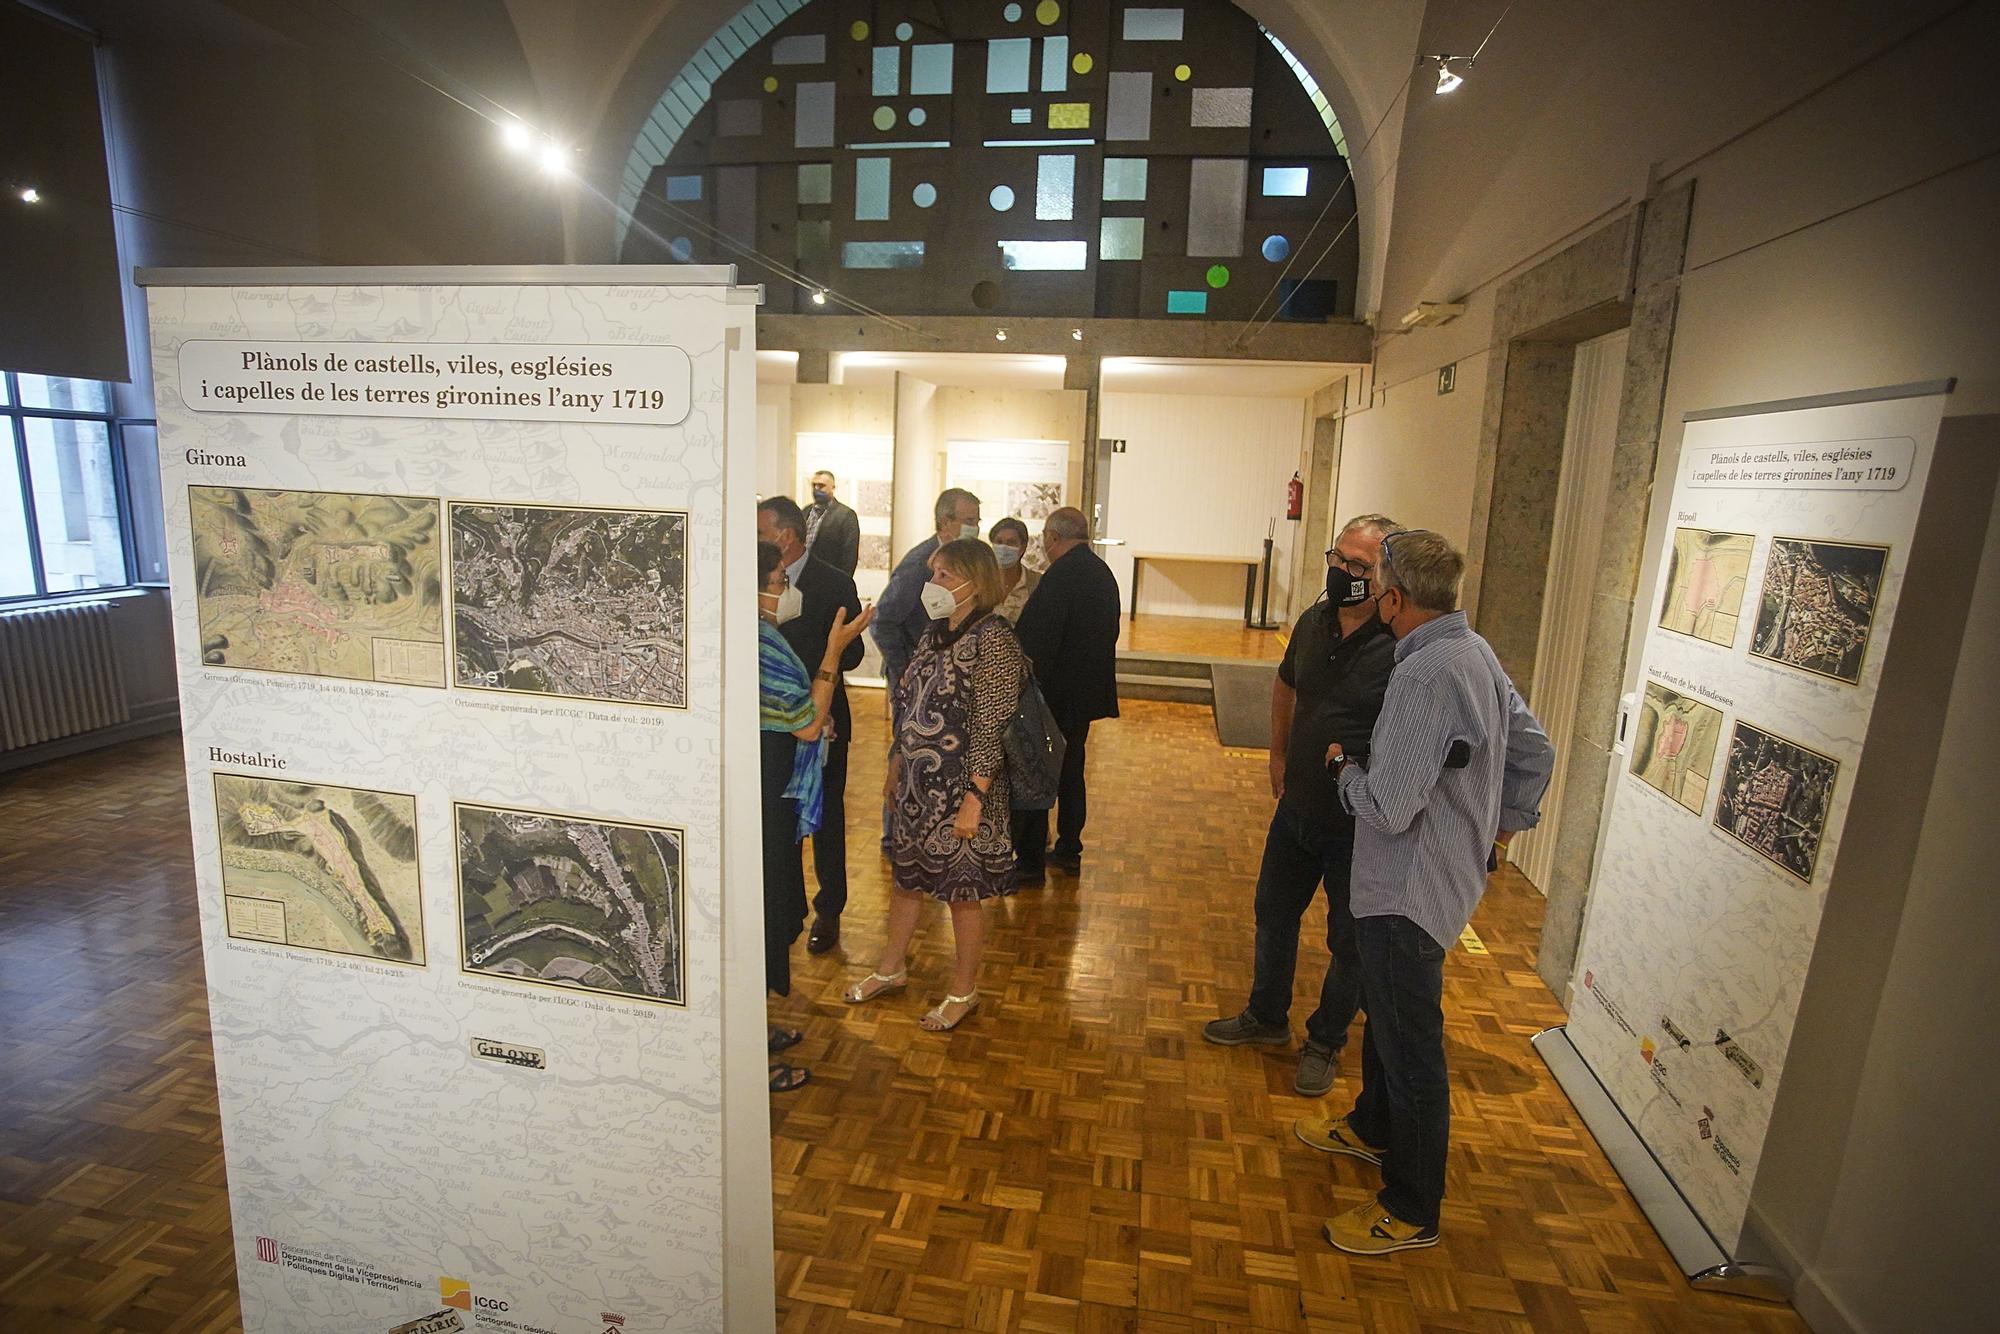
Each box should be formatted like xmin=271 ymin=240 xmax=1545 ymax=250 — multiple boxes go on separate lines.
xmin=757 ymin=313 xmax=1374 ymax=365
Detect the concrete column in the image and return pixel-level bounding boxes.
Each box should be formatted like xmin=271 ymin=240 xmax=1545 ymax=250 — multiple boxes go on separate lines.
xmin=1066 ymin=355 xmax=1103 ymax=535
xmin=795 ymin=349 xmax=831 ymax=385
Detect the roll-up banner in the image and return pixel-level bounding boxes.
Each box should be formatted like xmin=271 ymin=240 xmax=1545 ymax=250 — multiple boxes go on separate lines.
xmin=1557 ymin=381 xmax=1956 ymax=1263
xmin=138 ymin=267 xmax=773 ymax=1333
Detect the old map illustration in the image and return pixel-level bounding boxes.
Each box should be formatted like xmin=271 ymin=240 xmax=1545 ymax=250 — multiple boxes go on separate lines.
xmin=1657 ymin=527 xmax=1754 ymax=648
xmin=1712 ymin=721 xmax=1838 ymax=882
xmin=215 ymin=774 xmax=425 ymax=964
xmin=1749 ymin=537 xmax=1887 ymax=684
xmin=190 ymin=487 xmax=445 ymax=685
xmin=449 ymin=502 xmax=688 ymax=708
xmin=1630 ymin=683 xmax=1724 ymax=814
xmin=456 ymin=803 xmax=684 ymax=1005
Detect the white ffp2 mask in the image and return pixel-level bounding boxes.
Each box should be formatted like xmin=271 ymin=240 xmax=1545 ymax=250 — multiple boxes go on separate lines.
xmin=920 ymin=580 xmax=960 ymax=619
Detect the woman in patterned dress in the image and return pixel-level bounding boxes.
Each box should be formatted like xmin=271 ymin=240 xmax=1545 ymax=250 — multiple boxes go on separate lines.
xmin=845 ymin=538 xmax=1024 ymax=1031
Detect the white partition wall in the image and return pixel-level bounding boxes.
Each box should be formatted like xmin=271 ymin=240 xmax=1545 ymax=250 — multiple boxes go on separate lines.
xmin=140 ymin=266 xmax=773 ymax=1334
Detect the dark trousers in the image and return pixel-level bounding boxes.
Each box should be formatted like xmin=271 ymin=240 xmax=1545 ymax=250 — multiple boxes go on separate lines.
xmin=760 ymin=735 xmax=808 ymax=997
xmin=1245 ymin=802 xmax=1362 ymax=1051
xmin=808 ymin=726 xmax=850 ymax=921
xmin=1012 ymin=716 xmax=1091 ymax=873
xmin=1346 ymin=914 xmax=1451 ymax=1229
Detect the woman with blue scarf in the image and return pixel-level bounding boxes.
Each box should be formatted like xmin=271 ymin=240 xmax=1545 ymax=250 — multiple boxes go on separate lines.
xmin=759 ymin=539 xmax=871 ymax=1093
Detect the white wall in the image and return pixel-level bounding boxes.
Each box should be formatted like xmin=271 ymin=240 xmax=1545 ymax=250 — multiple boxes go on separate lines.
xmin=1329 ymin=341 xmax=1491 ymax=548
xmin=1099 ymin=391 xmax=1306 ymax=620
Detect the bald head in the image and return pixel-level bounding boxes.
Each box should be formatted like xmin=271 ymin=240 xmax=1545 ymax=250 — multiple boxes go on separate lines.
xmin=1043 ymin=506 xmax=1090 ymax=560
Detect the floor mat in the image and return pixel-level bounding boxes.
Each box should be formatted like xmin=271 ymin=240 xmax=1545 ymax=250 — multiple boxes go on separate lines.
xmin=1209 ymin=660 xmax=1278 ymax=748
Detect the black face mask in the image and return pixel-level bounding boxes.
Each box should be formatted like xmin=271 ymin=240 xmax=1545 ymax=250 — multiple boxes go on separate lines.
xmin=1328 ymin=566 xmax=1373 ymax=608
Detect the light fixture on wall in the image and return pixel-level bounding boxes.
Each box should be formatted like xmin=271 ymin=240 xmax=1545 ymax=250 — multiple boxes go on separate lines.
xmin=536 ymin=141 xmax=571 ymax=177
xmin=16 ymin=186 xmax=42 ymax=204
xmin=1428 ymin=54 xmax=1469 ymax=94
xmin=1071 ymin=327 xmax=1083 ymax=341
xmin=500 ymin=121 xmax=532 ymax=153
xmin=995 ymin=328 xmax=1009 ymax=342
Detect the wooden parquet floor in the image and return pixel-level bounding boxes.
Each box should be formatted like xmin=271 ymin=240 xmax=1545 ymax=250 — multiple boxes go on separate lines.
xmin=0 ymin=700 xmax=1808 ymax=1333
xmin=1116 ymin=615 xmax=1286 ymax=662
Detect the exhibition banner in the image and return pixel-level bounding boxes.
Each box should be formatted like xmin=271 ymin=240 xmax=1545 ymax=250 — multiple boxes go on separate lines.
xmin=1567 ymin=388 xmax=1950 ymax=1251
xmin=142 ymin=269 xmax=771 ymax=1332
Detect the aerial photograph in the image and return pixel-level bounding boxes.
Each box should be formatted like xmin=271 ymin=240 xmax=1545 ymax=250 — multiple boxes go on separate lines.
xmin=1749 ymin=536 xmax=1888 ymax=684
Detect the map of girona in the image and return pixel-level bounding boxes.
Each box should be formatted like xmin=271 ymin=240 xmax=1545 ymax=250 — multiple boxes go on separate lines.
xmin=1749 ymin=536 xmax=1887 ymax=684
xmin=214 ymin=775 xmax=425 ymax=964
xmin=449 ymin=502 xmax=688 ymax=708
xmin=1657 ymin=527 xmax=1754 ymax=648
xmin=190 ymin=488 xmax=445 ymax=685
xmin=455 ymin=803 xmax=684 ymax=1005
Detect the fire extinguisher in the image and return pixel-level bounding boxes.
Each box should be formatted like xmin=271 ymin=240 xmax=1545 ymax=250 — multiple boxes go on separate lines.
xmin=1286 ymin=470 xmax=1303 ymax=521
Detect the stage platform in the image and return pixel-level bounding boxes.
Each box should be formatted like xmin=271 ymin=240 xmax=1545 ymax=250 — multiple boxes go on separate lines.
xmin=1116 ymin=613 xmax=1287 ymax=713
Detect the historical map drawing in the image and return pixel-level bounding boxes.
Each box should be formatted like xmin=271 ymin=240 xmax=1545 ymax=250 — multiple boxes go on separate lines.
xmin=456 ymin=803 xmax=684 ymax=1005
xmin=856 ymin=534 xmax=892 ymax=572
xmin=1749 ymin=537 xmax=1887 ymax=684
xmin=1007 ymin=480 xmax=1063 ymax=521
xmin=214 ymin=774 xmax=424 ymax=964
xmin=449 ymin=502 xmax=688 ymax=708
xmin=190 ymin=487 xmax=445 ymax=685
xmin=853 ymin=479 xmax=893 ymax=519
xmin=1630 ymin=683 xmax=1724 ymax=814
xmin=1712 ymin=721 xmax=1839 ymax=882
xmin=1657 ymin=527 xmax=1754 ymax=648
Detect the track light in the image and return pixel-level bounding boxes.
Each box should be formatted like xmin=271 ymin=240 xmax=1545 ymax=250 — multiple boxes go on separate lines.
xmin=500 ymin=121 xmax=531 ymax=153
xmin=1430 ymin=54 xmax=1468 ymax=95
xmin=811 ymin=288 xmax=828 ymax=306
xmin=17 ymin=186 xmax=42 ymax=204
xmin=995 ymin=328 xmax=1008 ymax=342
xmin=1071 ymin=327 xmax=1083 ymax=341
xmin=536 ymin=140 xmax=570 ymax=176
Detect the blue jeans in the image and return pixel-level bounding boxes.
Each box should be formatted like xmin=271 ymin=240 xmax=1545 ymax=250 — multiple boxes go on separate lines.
xmin=1245 ymin=802 xmax=1361 ymax=1051
xmin=1347 ymin=914 xmax=1450 ymax=1229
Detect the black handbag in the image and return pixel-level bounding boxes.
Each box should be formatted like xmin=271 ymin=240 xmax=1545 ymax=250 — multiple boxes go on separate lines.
xmin=1004 ymin=667 xmax=1067 ymax=811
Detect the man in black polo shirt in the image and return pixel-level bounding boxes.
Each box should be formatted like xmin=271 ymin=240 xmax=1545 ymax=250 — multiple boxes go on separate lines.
xmin=1203 ymin=514 xmax=1399 ymax=1096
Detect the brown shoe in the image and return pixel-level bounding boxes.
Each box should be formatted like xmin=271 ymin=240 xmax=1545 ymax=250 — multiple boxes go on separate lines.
xmin=807 ymin=917 xmax=840 ymax=954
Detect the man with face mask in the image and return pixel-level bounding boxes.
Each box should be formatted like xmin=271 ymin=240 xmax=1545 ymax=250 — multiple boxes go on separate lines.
xmin=759 ymin=495 xmax=865 ymax=953
xmin=1202 ymin=514 xmax=1400 ymax=1097
xmin=803 ymin=469 xmax=860 ymax=578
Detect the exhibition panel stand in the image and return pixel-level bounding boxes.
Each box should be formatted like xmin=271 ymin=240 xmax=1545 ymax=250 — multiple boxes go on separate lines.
xmin=139 ymin=266 xmax=773 ymax=1334
xmin=1539 ymin=379 xmax=1991 ymax=1298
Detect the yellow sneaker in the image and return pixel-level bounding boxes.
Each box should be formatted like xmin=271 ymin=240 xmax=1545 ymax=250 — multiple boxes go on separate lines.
xmin=1322 ymin=1199 xmax=1439 ymax=1255
xmin=1293 ymin=1114 xmax=1385 ymax=1166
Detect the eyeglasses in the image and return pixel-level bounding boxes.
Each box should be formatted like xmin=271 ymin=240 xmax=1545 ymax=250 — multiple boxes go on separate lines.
xmin=1323 ymin=547 xmax=1371 ymax=576
xmin=1378 ymin=528 xmax=1433 ymax=579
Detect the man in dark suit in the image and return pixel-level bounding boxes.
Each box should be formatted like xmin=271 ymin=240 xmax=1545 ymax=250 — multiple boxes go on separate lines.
xmin=803 ymin=469 xmax=861 ymax=578
xmin=1012 ymin=506 xmax=1122 ymax=884
xmin=758 ymin=495 xmax=864 ymax=953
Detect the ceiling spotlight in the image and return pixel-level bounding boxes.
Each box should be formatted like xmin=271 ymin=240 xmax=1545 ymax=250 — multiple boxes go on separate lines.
xmin=1071 ymin=327 xmax=1083 ymax=341
xmin=1430 ymin=54 xmax=1468 ymax=95
xmin=536 ymin=140 xmax=570 ymax=177
xmin=811 ymin=288 xmax=828 ymax=306
xmin=18 ymin=186 xmax=42 ymax=204
xmin=500 ymin=121 xmax=532 ymax=153
xmin=995 ymin=328 xmax=1008 ymax=342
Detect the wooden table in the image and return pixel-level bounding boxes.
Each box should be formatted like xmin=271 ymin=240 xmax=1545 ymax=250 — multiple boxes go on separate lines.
xmin=1128 ymin=551 xmax=1262 ymax=626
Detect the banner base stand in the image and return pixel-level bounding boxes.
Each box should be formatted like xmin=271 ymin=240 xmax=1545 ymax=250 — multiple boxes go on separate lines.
xmin=1532 ymin=1027 xmax=1793 ymax=1304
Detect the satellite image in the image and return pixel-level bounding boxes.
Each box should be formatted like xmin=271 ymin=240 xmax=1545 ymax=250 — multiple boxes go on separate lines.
xmin=1749 ymin=537 xmax=1887 ymax=684
xmin=1630 ymin=683 xmax=1724 ymax=815
xmin=449 ymin=501 xmax=688 ymax=708
xmin=190 ymin=487 xmax=445 ymax=685
xmin=1712 ymin=721 xmax=1839 ymax=882
xmin=215 ymin=774 xmax=424 ymax=964
xmin=456 ymin=803 xmax=684 ymax=1005
xmin=1008 ymin=481 xmax=1063 ymax=521
xmin=1657 ymin=527 xmax=1754 ymax=648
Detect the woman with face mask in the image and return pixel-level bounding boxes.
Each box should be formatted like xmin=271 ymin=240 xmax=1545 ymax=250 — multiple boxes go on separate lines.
xmin=845 ymin=538 xmax=1025 ymax=1031
xmin=988 ymin=516 xmax=1041 ymax=624
xmin=757 ymin=540 xmax=872 ymax=1090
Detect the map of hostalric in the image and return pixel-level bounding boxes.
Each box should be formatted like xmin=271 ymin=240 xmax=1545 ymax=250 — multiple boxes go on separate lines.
xmin=1630 ymin=682 xmax=1724 ymax=814
xmin=190 ymin=487 xmax=445 ymax=685
xmin=1657 ymin=527 xmax=1754 ymax=648
xmin=1749 ymin=537 xmax=1887 ymax=684
xmin=215 ymin=774 xmax=425 ymax=964
xmin=449 ymin=502 xmax=688 ymax=707
xmin=456 ymin=803 xmax=685 ymax=1005
xmin=1712 ymin=721 xmax=1839 ymax=883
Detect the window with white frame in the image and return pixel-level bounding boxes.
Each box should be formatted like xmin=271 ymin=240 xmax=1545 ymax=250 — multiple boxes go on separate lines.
xmin=1 ymin=371 xmax=135 ymax=601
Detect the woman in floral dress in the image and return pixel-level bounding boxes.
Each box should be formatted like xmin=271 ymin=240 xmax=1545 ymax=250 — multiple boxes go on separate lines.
xmin=846 ymin=538 xmax=1024 ymax=1031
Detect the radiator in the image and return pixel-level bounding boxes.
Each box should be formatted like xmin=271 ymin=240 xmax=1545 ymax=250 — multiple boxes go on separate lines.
xmin=0 ymin=599 xmax=131 ymax=751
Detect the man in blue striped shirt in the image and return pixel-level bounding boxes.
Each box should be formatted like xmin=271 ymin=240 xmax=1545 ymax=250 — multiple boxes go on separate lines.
xmin=1295 ymin=528 xmax=1554 ymax=1255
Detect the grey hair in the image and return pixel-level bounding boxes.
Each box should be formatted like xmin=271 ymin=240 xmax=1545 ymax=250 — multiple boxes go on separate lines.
xmin=1377 ymin=529 xmax=1464 ymax=613
xmin=934 ymin=487 xmax=979 ymax=526
xmin=1044 ymin=507 xmax=1090 ymax=542
xmin=1337 ymin=513 xmax=1399 ymax=542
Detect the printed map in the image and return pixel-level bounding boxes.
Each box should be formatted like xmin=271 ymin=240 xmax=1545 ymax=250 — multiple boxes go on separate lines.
xmin=1713 ymin=720 xmax=1838 ymax=882
xmin=456 ymin=803 xmax=684 ymax=1004
xmin=1749 ymin=537 xmax=1887 ymax=684
xmin=1630 ymin=682 xmax=1724 ymax=814
xmin=191 ymin=487 xmax=445 ymax=685
xmin=1657 ymin=527 xmax=1754 ymax=648
xmin=450 ymin=502 xmax=688 ymax=707
xmin=216 ymin=774 xmax=424 ymax=963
